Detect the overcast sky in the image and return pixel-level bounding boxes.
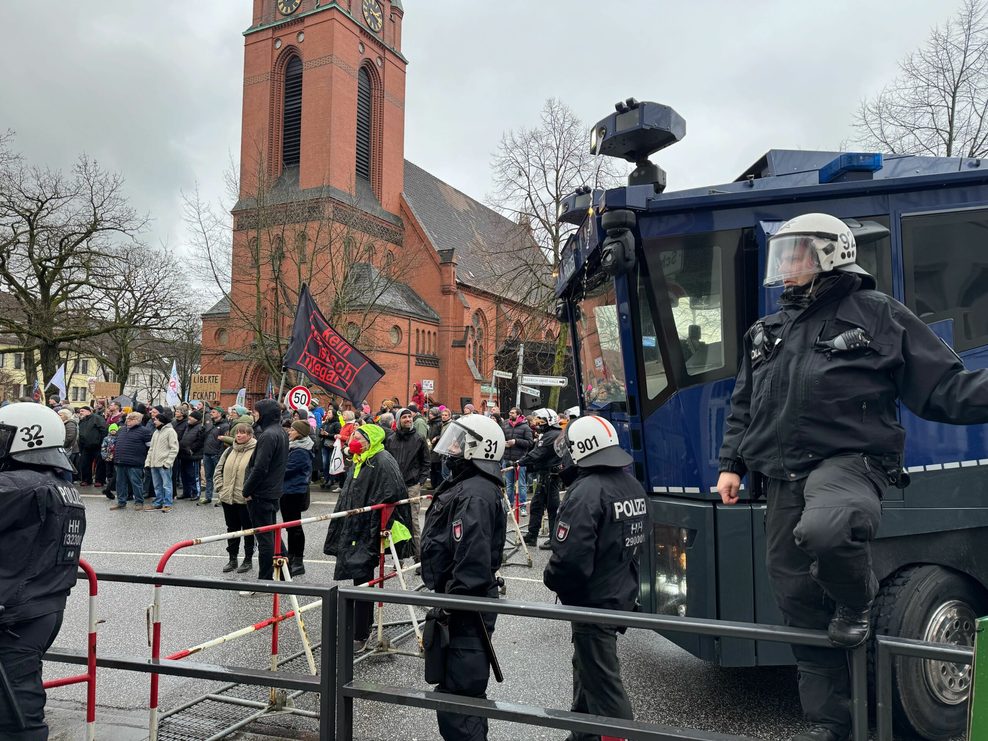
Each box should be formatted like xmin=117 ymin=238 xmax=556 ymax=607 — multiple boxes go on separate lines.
xmin=0 ymin=1 xmax=957 ymax=260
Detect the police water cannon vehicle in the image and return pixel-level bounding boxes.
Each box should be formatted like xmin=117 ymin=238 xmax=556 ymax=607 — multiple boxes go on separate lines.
xmin=554 ymin=98 xmax=988 ymax=740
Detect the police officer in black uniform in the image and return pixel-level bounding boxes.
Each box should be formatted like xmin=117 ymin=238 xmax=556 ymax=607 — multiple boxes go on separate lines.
xmin=0 ymin=403 xmax=86 ymax=741
xmin=518 ymin=408 xmax=563 ymax=550
xmin=718 ymin=213 xmax=988 ymax=741
xmin=544 ymin=414 xmax=646 ymax=741
xmin=420 ymin=413 xmax=507 ymax=741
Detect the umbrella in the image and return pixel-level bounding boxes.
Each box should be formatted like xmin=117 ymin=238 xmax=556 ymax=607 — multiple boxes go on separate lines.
xmin=112 ymin=395 xmax=132 ymax=408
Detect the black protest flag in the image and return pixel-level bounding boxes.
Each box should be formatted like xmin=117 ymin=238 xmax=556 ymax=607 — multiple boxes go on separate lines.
xmin=283 ymin=285 xmax=385 ymax=404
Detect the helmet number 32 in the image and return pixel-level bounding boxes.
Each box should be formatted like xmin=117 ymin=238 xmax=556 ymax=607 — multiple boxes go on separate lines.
xmin=20 ymin=424 xmax=44 ymax=448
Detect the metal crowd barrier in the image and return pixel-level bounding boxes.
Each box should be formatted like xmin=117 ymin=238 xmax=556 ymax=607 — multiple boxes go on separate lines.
xmin=45 ymin=569 xmax=981 ymax=740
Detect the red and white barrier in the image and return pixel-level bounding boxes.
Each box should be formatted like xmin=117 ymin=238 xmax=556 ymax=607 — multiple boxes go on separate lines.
xmin=43 ymin=558 xmax=98 ymax=741
xmin=147 ymin=493 xmax=430 ymax=741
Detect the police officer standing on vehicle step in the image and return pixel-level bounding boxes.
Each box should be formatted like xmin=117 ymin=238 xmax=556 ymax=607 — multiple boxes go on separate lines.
xmin=518 ymin=408 xmax=563 ymax=550
xmin=0 ymin=403 xmax=86 ymax=740
xmin=544 ymin=415 xmax=645 ymax=741
xmin=420 ymin=414 xmax=507 ymax=741
xmin=718 ymin=213 xmax=988 ymax=741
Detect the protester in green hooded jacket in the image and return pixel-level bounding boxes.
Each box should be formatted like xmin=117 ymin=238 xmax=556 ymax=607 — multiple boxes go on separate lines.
xmin=323 ymin=423 xmax=413 ymax=651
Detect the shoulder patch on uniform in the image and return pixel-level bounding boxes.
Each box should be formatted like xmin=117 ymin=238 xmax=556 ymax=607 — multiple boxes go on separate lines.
xmin=452 ymin=519 xmax=463 ymax=542
xmin=555 ymin=521 xmax=569 ymax=542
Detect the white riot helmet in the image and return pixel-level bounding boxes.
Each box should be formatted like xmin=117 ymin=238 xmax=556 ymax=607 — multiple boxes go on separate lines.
xmin=432 ymin=413 xmax=506 ymax=477
xmin=563 ymin=406 xmax=580 ymax=420
xmin=554 ymin=415 xmax=632 ymax=468
xmin=764 ymin=213 xmax=864 ymax=287
xmin=532 ymin=408 xmax=560 ymax=428
xmin=0 ymin=402 xmax=73 ymax=471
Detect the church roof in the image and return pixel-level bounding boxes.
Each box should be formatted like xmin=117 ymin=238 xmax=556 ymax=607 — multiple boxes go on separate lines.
xmin=402 ymin=161 xmax=546 ymax=302
xmin=203 ymin=296 xmax=230 ymax=317
xmin=346 ymin=262 xmax=440 ymax=323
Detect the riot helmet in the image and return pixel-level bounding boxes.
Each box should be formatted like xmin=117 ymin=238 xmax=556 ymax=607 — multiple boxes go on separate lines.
xmin=554 ymin=414 xmax=632 ymax=468
xmin=0 ymin=402 xmax=73 ymax=471
xmin=764 ymin=213 xmax=862 ymax=287
xmin=532 ymin=408 xmax=560 ymax=429
xmin=432 ymin=414 xmax=505 ymax=477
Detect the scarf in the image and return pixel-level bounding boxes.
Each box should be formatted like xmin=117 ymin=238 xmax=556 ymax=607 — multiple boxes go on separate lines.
xmin=351 ymin=423 xmax=385 ymax=479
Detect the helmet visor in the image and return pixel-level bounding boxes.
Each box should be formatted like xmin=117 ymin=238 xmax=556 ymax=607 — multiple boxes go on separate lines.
xmin=764 ymin=235 xmax=824 ymax=287
xmin=432 ymin=420 xmax=479 ymax=460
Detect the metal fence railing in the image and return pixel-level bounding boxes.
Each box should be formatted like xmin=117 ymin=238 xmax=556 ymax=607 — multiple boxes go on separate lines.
xmin=45 ymin=569 xmax=980 ymax=740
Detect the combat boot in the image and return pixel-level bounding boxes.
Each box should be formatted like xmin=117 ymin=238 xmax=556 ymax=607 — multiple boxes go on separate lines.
xmin=222 ymin=557 xmax=238 ymax=573
xmin=792 ymin=725 xmax=849 ymax=741
xmin=289 ymin=556 xmax=305 ymax=577
xmin=827 ymin=602 xmax=872 ymax=648
xmin=236 ymin=557 xmax=253 ymax=574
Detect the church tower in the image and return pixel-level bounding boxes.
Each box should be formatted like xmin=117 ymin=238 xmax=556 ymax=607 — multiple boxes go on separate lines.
xmin=241 ymin=0 xmax=406 ymax=214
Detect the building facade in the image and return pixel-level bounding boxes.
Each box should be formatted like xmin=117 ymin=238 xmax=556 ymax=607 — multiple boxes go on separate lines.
xmin=201 ymin=0 xmax=552 ymax=410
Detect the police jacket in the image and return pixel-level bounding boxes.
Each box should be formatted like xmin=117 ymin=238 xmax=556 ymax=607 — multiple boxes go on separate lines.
xmin=385 ymin=427 xmax=429 ymax=486
xmin=323 ymin=449 xmax=413 ymax=579
xmin=720 ymin=272 xmax=988 ymax=481
xmin=518 ymin=425 xmax=562 ymax=473
xmin=114 ymin=423 xmax=152 ymax=467
xmin=543 ymin=467 xmax=646 ymax=614
xmin=0 ymin=470 xmax=86 ymax=626
xmin=502 ymin=418 xmax=533 ymax=464
xmin=242 ymin=399 xmax=289 ymax=500
xmin=420 ymin=468 xmax=506 ymax=634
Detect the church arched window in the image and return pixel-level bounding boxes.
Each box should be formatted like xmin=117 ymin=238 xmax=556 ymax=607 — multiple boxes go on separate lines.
xmin=471 ymin=311 xmax=487 ymax=377
xmin=282 ymin=55 xmax=303 ymax=168
xmin=356 ymin=66 xmax=374 ymax=181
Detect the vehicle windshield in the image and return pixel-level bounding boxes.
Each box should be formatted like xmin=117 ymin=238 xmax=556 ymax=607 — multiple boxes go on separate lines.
xmin=574 ymin=274 xmax=627 ymax=410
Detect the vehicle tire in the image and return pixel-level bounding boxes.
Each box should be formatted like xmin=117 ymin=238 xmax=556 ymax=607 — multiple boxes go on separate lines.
xmin=872 ymin=564 xmax=987 ymax=739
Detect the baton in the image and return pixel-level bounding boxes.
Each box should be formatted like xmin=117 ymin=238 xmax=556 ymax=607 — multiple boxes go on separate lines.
xmin=475 ymin=612 xmax=503 ymax=683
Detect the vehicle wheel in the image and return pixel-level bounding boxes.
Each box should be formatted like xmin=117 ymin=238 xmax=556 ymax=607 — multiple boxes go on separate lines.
xmin=872 ymin=564 xmax=987 ymax=739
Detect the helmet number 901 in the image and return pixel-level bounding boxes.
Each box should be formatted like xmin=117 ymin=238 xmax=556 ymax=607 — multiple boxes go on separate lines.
xmin=575 ymin=435 xmax=599 ymax=455
xmin=20 ymin=424 xmax=44 ymax=448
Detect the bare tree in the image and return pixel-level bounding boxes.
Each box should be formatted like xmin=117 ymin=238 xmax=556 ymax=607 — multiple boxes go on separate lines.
xmin=72 ymin=245 xmax=186 ymax=386
xmin=855 ymin=0 xmax=988 ymax=157
xmin=187 ymin=153 xmax=418 ymax=383
xmin=0 ymin=134 xmax=147 ymax=384
xmin=487 ymin=97 xmax=622 ymax=407
xmin=169 ymin=309 xmax=202 ymax=400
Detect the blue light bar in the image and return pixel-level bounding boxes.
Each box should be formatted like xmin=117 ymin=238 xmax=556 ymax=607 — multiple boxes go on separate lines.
xmin=819 ymin=152 xmax=883 ymax=184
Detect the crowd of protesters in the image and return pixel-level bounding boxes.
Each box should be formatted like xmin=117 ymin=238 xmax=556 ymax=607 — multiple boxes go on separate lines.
xmin=33 ymin=388 xmax=577 ymax=591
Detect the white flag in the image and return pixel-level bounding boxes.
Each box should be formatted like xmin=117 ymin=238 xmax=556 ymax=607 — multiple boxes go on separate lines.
xmin=46 ymin=363 xmax=67 ymax=401
xmin=166 ymin=361 xmax=181 ymax=406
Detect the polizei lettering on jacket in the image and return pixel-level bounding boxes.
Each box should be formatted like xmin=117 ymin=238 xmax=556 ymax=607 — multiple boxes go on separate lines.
xmin=612 ymin=497 xmax=647 ymax=521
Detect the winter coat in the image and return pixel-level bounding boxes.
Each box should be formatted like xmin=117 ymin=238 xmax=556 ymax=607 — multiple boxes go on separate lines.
xmin=242 ymin=399 xmax=288 ymax=501
xmin=214 ymin=437 xmax=257 ymax=505
xmin=284 ymin=436 xmax=314 ymax=495
xmin=412 ymin=413 xmax=429 ymax=441
xmin=145 ymin=425 xmax=179 ymax=468
xmin=320 ymin=415 xmax=341 ymax=449
xmin=171 ymin=418 xmax=188 ymax=442
xmin=113 ymin=424 xmax=152 ymax=467
xmin=100 ymin=435 xmax=117 ymax=462
xmin=219 ymin=414 xmax=255 ymax=446
xmin=78 ymin=414 xmax=107 ymax=449
xmin=427 ymin=416 xmax=443 ymax=462
xmin=502 ymin=417 xmax=534 ymax=464
xmin=178 ymin=420 xmax=206 ymax=461
xmin=62 ymin=419 xmax=79 ymax=454
xmin=203 ymin=419 xmax=231 ymax=456
xmin=411 ymin=384 xmax=426 ymax=409
xmin=323 ymin=425 xmax=413 ymax=578
xmin=385 ymin=426 xmax=429 ymax=486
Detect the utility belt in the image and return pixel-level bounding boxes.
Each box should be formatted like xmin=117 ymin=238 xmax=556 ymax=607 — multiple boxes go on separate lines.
xmin=749 ymin=452 xmax=910 ymax=500
xmin=422 ymin=605 xmax=503 ymax=686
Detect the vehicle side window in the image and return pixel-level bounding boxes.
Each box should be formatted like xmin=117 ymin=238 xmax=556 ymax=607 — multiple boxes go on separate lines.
xmin=902 ymin=208 xmax=988 ymax=351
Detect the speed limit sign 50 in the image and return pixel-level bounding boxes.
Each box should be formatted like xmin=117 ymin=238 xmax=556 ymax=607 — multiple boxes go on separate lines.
xmin=286 ymin=385 xmax=311 ymax=411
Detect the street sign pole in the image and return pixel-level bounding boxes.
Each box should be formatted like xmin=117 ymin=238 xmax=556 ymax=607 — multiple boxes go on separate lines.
xmin=488 ymin=368 xmax=496 ymax=410
xmin=514 ymin=343 xmax=525 ymax=408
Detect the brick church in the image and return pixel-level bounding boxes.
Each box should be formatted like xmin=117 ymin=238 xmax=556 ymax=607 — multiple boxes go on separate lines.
xmin=201 ymin=0 xmax=552 ymax=410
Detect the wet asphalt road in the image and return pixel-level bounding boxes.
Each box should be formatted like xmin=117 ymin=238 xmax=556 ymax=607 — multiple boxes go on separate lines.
xmin=41 ymin=484 xmax=815 ymax=740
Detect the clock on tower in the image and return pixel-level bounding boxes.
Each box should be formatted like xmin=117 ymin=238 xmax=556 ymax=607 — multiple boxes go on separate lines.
xmin=362 ymin=0 xmax=384 ymax=32
xmin=278 ymin=0 xmax=301 ymax=16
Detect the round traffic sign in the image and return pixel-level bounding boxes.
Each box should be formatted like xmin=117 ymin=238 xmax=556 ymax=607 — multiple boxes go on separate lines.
xmin=286 ymin=385 xmax=311 ymax=411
